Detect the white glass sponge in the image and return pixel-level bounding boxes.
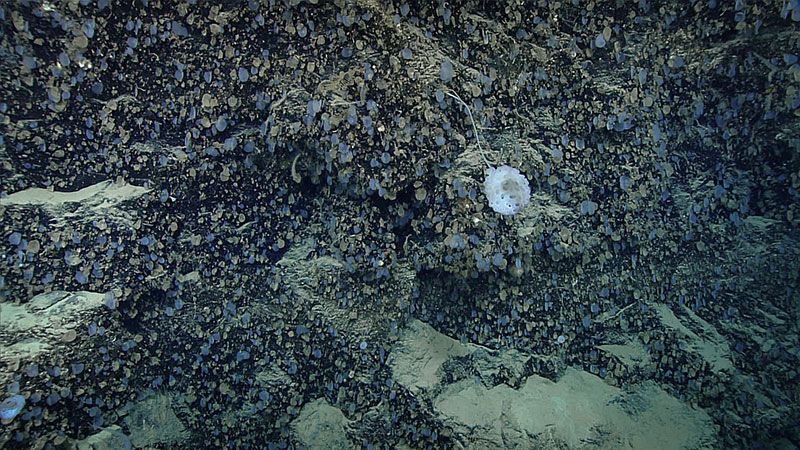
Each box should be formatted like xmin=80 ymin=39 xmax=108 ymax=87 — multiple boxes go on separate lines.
xmin=484 ymin=165 xmax=531 ymax=216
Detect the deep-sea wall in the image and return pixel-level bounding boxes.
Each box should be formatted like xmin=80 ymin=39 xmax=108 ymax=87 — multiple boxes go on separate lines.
xmin=1 ymin=0 xmax=799 ymax=448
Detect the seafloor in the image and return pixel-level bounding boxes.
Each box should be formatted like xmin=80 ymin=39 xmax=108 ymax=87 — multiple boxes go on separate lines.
xmin=1 ymin=0 xmax=799 ymax=449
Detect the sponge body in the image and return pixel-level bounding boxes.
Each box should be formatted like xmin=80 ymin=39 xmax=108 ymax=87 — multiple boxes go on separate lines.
xmin=484 ymin=165 xmax=531 ymax=215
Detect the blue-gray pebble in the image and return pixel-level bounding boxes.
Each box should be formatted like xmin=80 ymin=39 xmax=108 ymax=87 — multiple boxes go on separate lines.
xmin=0 ymin=395 xmax=25 ymax=420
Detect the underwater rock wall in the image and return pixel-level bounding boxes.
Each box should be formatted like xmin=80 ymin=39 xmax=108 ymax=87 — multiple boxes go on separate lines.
xmin=1 ymin=0 xmax=799 ymax=448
